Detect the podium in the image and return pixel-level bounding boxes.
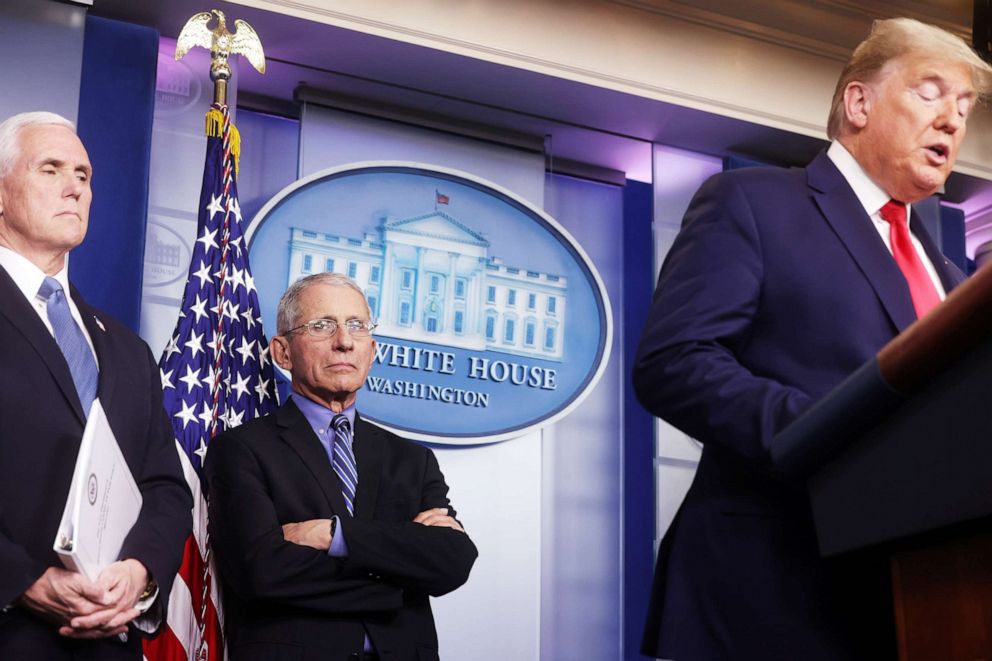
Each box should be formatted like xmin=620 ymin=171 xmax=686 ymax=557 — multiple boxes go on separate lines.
xmin=771 ymin=264 xmax=992 ymax=661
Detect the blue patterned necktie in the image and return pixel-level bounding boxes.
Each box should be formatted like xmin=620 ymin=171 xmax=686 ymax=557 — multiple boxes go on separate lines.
xmin=331 ymin=414 xmax=358 ymax=515
xmin=38 ymin=277 xmax=98 ymax=414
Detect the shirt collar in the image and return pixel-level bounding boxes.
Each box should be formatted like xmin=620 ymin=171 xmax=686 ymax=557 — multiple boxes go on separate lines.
xmin=827 ymin=141 xmax=911 ymax=219
xmin=292 ymin=392 xmax=356 ymax=433
xmin=0 ymin=245 xmax=71 ymax=301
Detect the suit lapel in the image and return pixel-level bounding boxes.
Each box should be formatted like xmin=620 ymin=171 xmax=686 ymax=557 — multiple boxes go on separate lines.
xmin=352 ymin=414 xmax=383 ymax=520
xmin=909 ymin=210 xmax=965 ymax=293
xmin=72 ymin=287 xmax=118 ymax=414
xmin=276 ymin=400 xmax=351 ymax=516
xmin=806 ymin=151 xmax=918 ymax=332
xmin=0 ymin=266 xmax=86 ymax=423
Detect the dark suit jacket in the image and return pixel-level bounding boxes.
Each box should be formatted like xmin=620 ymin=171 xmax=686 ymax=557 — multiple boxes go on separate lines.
xmin=633 ymin=151 xmax=964 ymax=661
xmin=204 ymin=399 xmax=478 ymax=661
xmin=0 ymin=265 xmax=193 ymax=660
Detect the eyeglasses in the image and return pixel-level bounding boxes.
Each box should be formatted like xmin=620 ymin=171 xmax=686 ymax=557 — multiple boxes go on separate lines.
xmin=285 ymin=318 xmax=377 ymax=339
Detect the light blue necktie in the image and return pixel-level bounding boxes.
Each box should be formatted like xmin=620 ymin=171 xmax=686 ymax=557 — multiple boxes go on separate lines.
xmin=38 ymin=277 xmax=98 ymax=414
xmin=331 ymin=414 xmax=358 ymax=515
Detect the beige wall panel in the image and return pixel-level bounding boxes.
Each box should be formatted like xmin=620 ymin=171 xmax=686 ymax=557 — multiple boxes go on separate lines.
xmin=234 ymin=0 xmax=992 ymax=177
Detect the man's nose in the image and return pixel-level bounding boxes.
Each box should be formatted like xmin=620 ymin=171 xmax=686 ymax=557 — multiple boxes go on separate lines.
xmin=936 ymin=98 xmax=964 ymax=133
xmin=64 ymin=173 xmax=86 ymax=198
xmin=333 ymin=326 xmax=355 ymax=350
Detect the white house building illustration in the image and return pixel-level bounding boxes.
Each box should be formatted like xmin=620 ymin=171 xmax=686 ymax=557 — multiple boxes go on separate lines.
xmin=286 ymin=208 xmax=567 ymax=361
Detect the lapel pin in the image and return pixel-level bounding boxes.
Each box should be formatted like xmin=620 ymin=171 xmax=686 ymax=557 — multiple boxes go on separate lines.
xmin=94 ymin=316 xmax=106 ymax=332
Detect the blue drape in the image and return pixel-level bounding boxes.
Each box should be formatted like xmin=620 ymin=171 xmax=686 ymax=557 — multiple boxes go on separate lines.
xmin=75 ymin=15 xmax=158 ymax=331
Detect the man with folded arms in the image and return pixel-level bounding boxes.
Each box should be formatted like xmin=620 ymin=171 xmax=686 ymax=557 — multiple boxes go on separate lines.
xmin=206 ymin=272 xmax=477 ymax=661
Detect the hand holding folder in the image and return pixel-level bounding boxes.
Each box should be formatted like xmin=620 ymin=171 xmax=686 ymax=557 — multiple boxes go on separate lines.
xmin=54 ymin=399 xmax=142 ymax=581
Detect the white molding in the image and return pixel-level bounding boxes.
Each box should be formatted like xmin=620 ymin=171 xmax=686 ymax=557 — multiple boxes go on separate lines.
xmin=610 ymin=0 xmax=853 ymax=61
xmin=233 ymin=0 xmax=992 ymax=179
xmin=239 ymin=0 xmax=836 ymax=135
xmin=814 ymin=0 xmax=969 ymax=36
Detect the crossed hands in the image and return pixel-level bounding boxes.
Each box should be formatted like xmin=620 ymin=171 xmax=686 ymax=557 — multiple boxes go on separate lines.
xmin=282 ymin=508 xmax=465 ymax=550
xmin=412 ymin=508 xmax=464 ymax=532
xmin=19 ymin=559 xmax=148 ymax=639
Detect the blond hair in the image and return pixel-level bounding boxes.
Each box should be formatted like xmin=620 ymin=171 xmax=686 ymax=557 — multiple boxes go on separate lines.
xmin=827 ymin=18 xmax=992 ymax=139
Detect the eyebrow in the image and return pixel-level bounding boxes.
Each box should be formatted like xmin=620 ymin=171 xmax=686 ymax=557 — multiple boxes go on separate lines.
xmin=37 ymin=157 xmax=92 ymax=176
xmin=312 ymin=315 xmax=365 ymax=321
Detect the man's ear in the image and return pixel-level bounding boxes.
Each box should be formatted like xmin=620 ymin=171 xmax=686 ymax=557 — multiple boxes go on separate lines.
xmin=843 ymin=81 xmax=872 ymax=130
xmin=368 ymin=338 xmax=377 ymax=369
xmin=270 ymin=336 xmax=292 ymax=371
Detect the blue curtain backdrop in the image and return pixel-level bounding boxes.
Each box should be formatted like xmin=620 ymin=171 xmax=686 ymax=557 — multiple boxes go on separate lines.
xmin=622 ymin=179 xmax=655 ymax=661
xmin=75 ymin=15 xmax=158 ymax=331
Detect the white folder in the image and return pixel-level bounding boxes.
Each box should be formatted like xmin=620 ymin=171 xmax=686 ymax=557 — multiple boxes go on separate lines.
xmin=53 ymin=399 xmax=143 ymax=581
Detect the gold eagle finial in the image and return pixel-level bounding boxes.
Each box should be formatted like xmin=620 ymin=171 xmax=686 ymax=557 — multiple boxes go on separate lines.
xmin=176 ymin=10 xmax=265 ymax=105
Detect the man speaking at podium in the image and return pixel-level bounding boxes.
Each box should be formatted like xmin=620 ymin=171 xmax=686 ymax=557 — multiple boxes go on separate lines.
xmin=0 ymin=112 xmax=192 ymax=659
xmin=634 ymin=19 xmax=992 ymax=661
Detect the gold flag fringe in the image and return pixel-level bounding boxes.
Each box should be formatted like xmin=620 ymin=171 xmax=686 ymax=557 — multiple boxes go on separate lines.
xmin=205 ymin=107 xmax=241 ymax=175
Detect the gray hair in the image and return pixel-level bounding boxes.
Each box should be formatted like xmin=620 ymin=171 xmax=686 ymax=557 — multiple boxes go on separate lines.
xmin=827 ymin=18 xmax=992 ymax=139
xmin=0 ymin=111 xmax=76 ymax=178
xmin=276 ymin=272 xmax=373 ymax=334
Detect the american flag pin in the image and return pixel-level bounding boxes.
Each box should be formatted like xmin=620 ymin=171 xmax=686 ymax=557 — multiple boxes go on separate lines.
xmin=94 ymin=317 xmax=106 ymax=332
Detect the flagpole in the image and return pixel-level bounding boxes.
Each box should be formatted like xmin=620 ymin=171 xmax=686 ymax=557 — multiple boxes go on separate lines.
xmin=145 ymin=10 xmax=270 ymax=661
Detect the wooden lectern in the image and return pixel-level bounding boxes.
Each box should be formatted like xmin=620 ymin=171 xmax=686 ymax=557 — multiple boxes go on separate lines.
xmin=771 ymin=263 xmax=992 ymax=661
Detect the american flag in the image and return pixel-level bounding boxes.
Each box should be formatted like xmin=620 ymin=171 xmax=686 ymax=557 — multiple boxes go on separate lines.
xmin=143 ymin=103 xmax=279 ymax=661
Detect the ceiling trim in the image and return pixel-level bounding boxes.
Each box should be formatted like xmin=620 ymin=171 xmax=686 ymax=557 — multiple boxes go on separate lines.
xmin=613 ymin=0 xmax=971 ymax=50
xmin=815 ymin=0 xmax=970 ymax=37
xmin=239 ymin=0 xmax=831 ymax=139
xmin=610 ymin=0 xmax=853 ymax=61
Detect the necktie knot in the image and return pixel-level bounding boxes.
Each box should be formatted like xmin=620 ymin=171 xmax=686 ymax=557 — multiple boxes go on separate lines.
xmin=38 ymin=276 xmax=63 ymax=302
xmin=879 ymin=199 xmax=907 ymax=227
xmin=332 ymin=413 xmax=351 ymax=436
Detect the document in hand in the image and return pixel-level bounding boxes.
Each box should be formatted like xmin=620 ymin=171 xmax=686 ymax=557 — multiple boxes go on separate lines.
xmin=53 ymin=399 xmax=142 ymax=581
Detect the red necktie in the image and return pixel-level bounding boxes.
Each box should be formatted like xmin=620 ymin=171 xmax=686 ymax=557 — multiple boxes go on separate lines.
xmin=879 ymin=199 xmax=941 ymax=319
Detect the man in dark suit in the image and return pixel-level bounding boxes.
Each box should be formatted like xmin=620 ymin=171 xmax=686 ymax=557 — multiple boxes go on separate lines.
xmin=0 ymin=111 xmax=192 ymax=659
xmin=205 ymin=272 xmax=477 ymax=661
xmin=634 ymin=19 xmax=992 ymax=661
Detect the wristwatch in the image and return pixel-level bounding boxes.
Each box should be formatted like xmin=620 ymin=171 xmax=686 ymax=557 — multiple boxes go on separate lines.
xmin=139 ymin=577 xmax=158 ymax=602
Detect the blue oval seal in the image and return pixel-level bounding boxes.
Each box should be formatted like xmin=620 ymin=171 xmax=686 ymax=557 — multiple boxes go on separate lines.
xmin=247 ymin=163 xmax=612 ymax=444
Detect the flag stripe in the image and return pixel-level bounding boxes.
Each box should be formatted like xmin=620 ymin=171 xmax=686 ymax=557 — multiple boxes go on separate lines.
xmin=146 ymin=103 xmax=279 ymax=661
xmin=164 ymin=568 xmax=195 ymax=654
xmin=142 ymin=618 xmax=188 ymax=661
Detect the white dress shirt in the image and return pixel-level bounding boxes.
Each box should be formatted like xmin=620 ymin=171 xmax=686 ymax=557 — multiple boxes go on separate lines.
xmin=827 ymin=141 xmax=947 ymax=299
xmin=0 ymin=246 xmax=99 ymax=363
